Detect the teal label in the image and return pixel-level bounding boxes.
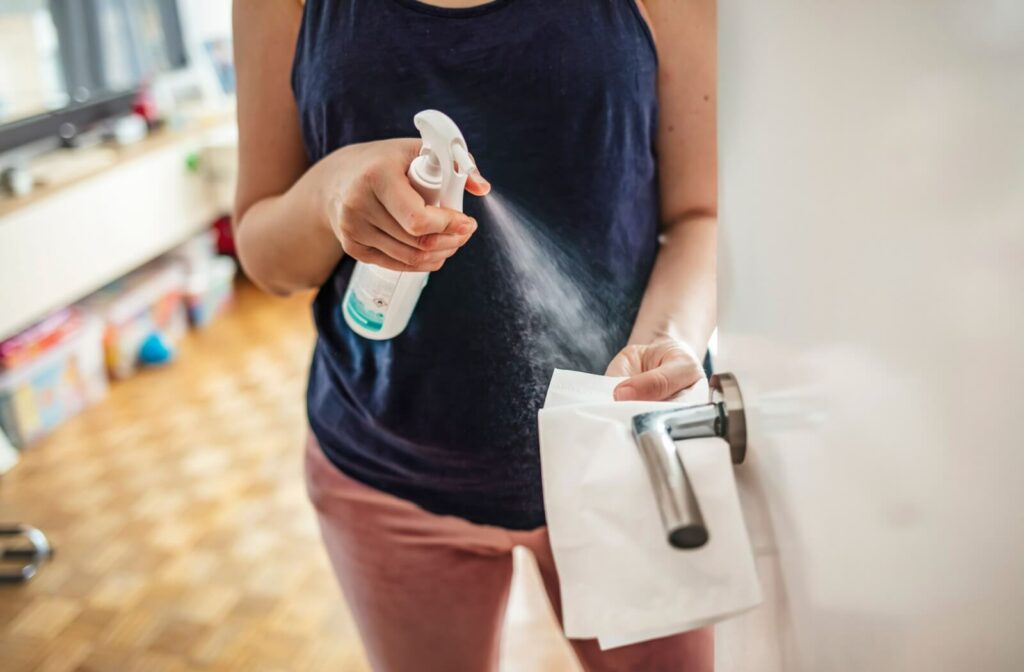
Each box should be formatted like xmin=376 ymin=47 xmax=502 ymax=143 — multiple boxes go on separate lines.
xmin=345 ymin=292 xmax=385 ymax=332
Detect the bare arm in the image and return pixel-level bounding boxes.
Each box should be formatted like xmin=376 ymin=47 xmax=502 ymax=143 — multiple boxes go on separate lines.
xmin=232 ymin=0 xmax=338 ymax=294
xmin=609 ymin=0 xmax=717 ymax=400
xmin=233 ymin=1 xmax=485 ymax=296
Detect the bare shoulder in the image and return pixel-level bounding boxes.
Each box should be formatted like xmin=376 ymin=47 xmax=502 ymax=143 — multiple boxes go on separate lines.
xmin=637 ymin=0 xmax=715 ymax=36
xmin=634 ymin=0 xmax=656 ymax=39
xmin=233 ymin=0 xmax=303 ymax=30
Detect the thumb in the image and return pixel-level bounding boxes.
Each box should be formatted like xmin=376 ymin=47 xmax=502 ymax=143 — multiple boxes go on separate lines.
xmin=614 ymin=360 xmax=691 ymax=402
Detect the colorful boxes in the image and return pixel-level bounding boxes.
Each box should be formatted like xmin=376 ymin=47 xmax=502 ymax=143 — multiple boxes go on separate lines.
xmin=0 ymin=314 xmax=107 ymax=447
xmin=79 ymin=259 xmax=188 ymax=380
xmin=0 ymin=234 xmax=238 ymax=447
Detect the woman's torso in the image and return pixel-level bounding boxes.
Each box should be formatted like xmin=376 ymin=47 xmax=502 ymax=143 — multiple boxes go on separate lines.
xmin=295 ymin=0 xmax=659 ymax=529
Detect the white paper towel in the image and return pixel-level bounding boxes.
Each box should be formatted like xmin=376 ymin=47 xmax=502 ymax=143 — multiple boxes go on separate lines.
xmin=538 ymin=369 xmax=762 ymax=649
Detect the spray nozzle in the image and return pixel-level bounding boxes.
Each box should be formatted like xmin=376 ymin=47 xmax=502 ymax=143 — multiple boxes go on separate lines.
xmin=416 ymin=148 xmax=443 ymax=181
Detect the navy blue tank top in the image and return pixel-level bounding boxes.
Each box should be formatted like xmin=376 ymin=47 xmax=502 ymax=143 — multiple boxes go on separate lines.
xmin=295 ymin=0 xmax=659 ymax=529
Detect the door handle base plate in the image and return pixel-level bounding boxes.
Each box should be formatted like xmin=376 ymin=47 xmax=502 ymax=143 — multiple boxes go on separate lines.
xmin=710 ymin=372 xmax=747 ymax=465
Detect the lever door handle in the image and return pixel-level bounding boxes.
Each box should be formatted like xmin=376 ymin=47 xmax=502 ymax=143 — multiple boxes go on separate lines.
xmin=631 ymin=373 xmax=747 ymax=549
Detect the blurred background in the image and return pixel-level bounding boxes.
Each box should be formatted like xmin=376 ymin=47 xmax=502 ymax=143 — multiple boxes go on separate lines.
xmin=0 ymin=2 xmax=574 ymax=670
xmin=2 ymin=1 xmax=1022 ymax=671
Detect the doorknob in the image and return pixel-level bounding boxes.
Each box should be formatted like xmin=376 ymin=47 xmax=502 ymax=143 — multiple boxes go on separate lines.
xmin=631 ymin=373 xmax=748 ymax=549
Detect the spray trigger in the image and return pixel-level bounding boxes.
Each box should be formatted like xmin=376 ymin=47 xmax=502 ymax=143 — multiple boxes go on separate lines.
xmin=412 ymin=110 xmax=472 ymax=212
xmin=451 ymin=143 xmax=475 ymax=177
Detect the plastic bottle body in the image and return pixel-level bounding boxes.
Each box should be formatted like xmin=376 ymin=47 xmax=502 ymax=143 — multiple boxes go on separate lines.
xmin=341 ymin=156 xmax=442 ymax=340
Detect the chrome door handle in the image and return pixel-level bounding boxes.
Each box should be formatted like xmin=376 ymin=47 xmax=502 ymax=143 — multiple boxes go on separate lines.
xmin=631 ymin=373 xmax=747 ymax=549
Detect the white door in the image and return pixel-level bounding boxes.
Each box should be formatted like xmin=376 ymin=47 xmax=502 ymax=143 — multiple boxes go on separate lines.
xmin=714 ymin=2 xmax=1024 ymax=670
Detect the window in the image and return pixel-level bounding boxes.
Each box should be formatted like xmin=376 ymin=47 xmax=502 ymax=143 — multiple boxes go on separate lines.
xmin=0 ymin=0 xmax=67 ymax=124
xmin=0 ymin=0 xmax=186 ymax=128
xmin=53 ymin=0 xmax=187 ymax=105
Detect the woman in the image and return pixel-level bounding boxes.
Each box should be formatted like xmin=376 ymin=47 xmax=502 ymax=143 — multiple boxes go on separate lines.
xmin=233 ymin=0 xmax=717 ymax=669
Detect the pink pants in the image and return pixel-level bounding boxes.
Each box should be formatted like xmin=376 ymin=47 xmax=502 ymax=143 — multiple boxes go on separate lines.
xmin=305 ymin=436 xmax=713 ymax=672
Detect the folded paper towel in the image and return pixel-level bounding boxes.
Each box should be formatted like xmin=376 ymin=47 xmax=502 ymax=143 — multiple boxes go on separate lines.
xmin=538 ymin=369 xmax=762 ymax=649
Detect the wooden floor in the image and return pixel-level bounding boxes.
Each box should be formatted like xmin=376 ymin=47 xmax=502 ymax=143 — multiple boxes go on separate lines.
xmin=0 ymin=281 xmax=578 ymax=672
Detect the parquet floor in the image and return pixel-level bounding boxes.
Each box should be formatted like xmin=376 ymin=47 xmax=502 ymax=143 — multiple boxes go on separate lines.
xmin=0 ymin=280 xmax=578 ymax=672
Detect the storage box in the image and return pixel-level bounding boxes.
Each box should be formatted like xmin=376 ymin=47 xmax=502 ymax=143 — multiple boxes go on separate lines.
xmin=0 ymin=316 xmax=107 ymax=447
xmin=0 ymin=309 xmax=82 ymax=370
xmin=79 ymin=260 xmax=188 ymax=380
xmin=168 ymin=232 xmax=237 ymax=328
xmin=184 ymin=256 xmax=237 ymax=328
xmin=169 ymin=230 xmax=218 ymax=279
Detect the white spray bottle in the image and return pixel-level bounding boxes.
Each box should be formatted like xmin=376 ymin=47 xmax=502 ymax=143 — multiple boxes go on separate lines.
xmin=342 ymin=110 xmax=475 ymax=340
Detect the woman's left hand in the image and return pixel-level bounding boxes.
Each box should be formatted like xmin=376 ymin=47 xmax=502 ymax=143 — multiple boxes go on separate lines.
xmin=606 ymin=338 xmax=706 ymax=402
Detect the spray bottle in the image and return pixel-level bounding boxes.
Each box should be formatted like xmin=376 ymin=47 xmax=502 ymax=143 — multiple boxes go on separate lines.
xmin=342 ymin=110 xmax=475 ymax=340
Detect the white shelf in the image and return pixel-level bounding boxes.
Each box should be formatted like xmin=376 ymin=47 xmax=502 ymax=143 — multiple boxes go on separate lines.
xmin=0 ymin=128 xmax=228 ymax=340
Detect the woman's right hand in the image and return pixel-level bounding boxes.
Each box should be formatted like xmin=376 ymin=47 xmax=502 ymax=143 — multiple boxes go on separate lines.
xmin=320 ymin=138 xmax=490 ymax=272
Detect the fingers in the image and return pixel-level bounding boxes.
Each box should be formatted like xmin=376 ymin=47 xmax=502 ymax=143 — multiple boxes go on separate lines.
xmin=339 ymin=241 xmax=419 ymax=273
xmin=614 ymin=359 xmax=696 ymax=402
xmin=466 ymin=169 xmax=491 ymax=196
xmin=462 ymin=150 xmax=491 ymax=196
xmin=375 ymin=169 xmax=471 ymax=237
xmin=605 ymin=343 xmax=647 ymax=378
xmin=604 ymin=349 xmax=635 ymax=377
xmin=347 ymin=223 xmax=456 ymax=272
xmin=336 ymin=191 xmax=475 ymax=271
xmin=331 ymin=138 xmax=488 ymax=270
xmin=363 ymin=194 xmax=476 ymax=253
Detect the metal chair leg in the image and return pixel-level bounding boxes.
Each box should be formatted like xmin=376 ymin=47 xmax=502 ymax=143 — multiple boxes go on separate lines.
xmin=0 ymin=524 xmax=54 ymax=584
